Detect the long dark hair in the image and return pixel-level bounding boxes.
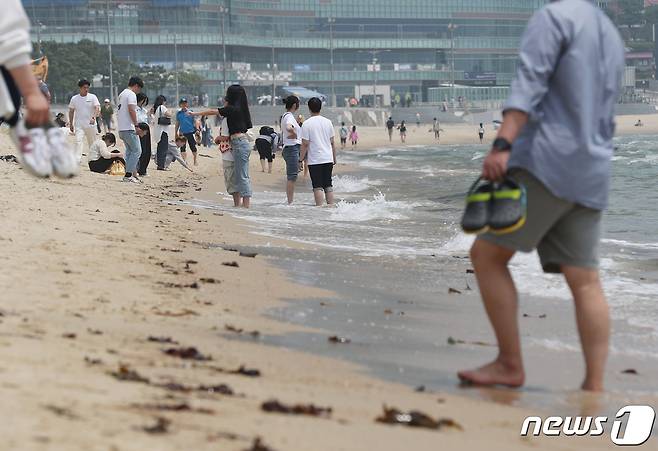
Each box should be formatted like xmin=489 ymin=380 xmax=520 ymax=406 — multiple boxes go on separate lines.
xmin=284 ymin=95 xmax=299 ymax=112
xmin=225 ymin=84 xmax=252 ymax=129
xmin=152 ymin=95 xmax=166 ymax=114
xmin=136 ymin=92 xmax=149 ymax=107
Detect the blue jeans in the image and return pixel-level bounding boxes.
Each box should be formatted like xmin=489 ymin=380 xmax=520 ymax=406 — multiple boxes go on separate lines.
xmin=231 ymin=136 xmax=252 ymax=197
xmin=119 ymin=130 xmax=142 ymax=175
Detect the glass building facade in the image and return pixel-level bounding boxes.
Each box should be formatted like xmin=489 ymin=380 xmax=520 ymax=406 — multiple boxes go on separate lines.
xmin=22 ymin=0 xmax=546 ymax=104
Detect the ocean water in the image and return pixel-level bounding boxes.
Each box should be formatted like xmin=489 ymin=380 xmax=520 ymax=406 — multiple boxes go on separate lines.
xmin=185 ymin=135 xmax=658 ymax=408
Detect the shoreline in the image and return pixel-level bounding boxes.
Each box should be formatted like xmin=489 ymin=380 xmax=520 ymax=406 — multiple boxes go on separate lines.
xmin=0 ymin=125 xmax=637 ymax=450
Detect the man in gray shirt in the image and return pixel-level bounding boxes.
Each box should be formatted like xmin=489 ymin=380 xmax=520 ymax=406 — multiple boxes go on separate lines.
xmin=459 ymin=0 xmax=624 ymax=392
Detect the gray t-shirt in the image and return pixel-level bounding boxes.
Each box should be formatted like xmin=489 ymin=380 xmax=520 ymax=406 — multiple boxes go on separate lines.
xmin=504 ymin=0 xmax=625 ymax=211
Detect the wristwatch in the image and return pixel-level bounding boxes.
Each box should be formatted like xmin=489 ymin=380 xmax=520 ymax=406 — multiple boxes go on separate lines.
xmin=492 ymin=137 xmax=512 ymax=152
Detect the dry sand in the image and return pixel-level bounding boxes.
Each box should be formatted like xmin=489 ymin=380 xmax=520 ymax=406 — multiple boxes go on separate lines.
xmin=0 ymin=121 xmax=635 ymax=450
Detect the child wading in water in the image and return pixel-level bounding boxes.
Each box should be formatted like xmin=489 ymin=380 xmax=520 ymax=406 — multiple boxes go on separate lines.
xmin=350 ymin=125 xmax=359 ymax=148
xmin=339 ymin=122 xmax=349 ymax=149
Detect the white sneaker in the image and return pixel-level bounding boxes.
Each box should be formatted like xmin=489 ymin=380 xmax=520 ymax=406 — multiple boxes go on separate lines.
xmin=10 ymin=121 xmax=52 ymax=178
xmin=47 ymin=127 xmax=79 ymax=178
xmin=122 ymin=176 xmax=141 ymax=184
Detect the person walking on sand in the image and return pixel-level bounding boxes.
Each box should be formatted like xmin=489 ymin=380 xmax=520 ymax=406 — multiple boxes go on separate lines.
xmin=398 ymin=120 xmax=407 ymax=143
xmin=192 ymin=84 xmax=253 ymax=208
xmin=339 ymin=122 xmax=349 ymax=149
xmin=280 ymin=95 xmax=302 ymax=204
xmin=458 ymin=0 xmax=625 ymax=392
xmin=100 ymin=99 xmax=114 ymax=133
xmin=350 ymin=125 xmax=359 ymax=148
xmin=478 ymin=122 xmax=485 ymax=144
xmin=69 ymin=79 xmax=100 ymax=163
xmin=300 ymin=97 xmax=336 ymax=206
xmin=416 ymin=112 xmax=421 ymax=128
xmin=386 ymin=116 xmax=395 ymax=142
xmin=117 ymin=76 xmax=144 ymax=183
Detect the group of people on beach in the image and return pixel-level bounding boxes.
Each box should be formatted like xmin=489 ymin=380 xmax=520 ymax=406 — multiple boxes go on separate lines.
xmin=0 ymin=0 xmax=631 ymax=395
xmin=20 ymin=54 xmax=340 ymax=209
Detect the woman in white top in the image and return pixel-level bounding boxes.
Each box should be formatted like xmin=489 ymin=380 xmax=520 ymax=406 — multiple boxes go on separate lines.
xmin=152 ymin=95 xmax=172 ymax=170
xmin=88 ymin=133 xmax=125 ymax=173
xmin=136 ymin=93 xmax=152 ymax=176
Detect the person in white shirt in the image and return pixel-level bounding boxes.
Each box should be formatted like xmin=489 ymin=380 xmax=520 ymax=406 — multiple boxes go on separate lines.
xmin=88 ymin=132 xmax=125 ymax=173
xmin=280 ymin=95 xmax=301 ymax=204
xmin=68 ymin=78 xmax=100 ymax=163
xmin=135 ymin=93 xmax=151 ymax=176
xmin=152 ymin=95 xmax=173 ymax=170
xmin=300 ymin=97 xmax=336 ymax=206
xmin=117 ymin=76 xmax=144 ymax=183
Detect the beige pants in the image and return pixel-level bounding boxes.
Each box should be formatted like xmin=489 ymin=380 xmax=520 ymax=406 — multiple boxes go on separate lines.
xmin=75 ymin=126 xmax=96 ymax=163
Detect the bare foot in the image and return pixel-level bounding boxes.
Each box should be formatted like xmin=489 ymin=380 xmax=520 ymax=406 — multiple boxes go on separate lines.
xmin=458 ymin=360 xmax=525 ymax=388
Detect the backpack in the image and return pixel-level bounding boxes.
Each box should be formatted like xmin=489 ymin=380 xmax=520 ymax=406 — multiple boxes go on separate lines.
xmin=259 ymin=126 xmax=275 ymax=136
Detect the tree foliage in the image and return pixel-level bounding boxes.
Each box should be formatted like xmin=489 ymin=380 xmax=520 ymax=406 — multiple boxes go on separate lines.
xmin=36 ymin=40 xmax=176 ymax=102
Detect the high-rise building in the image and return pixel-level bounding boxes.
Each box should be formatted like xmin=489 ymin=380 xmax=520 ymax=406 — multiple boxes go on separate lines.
xmin=22 ymin=0 xmax=546 ymax=105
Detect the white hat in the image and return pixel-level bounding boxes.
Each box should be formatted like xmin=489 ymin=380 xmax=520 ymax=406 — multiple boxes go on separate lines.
xmin=104 ymin=98 xmax=110 ymax=102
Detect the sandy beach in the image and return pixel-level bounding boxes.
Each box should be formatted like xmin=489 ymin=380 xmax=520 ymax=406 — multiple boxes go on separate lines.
xmin=0 ymin=117 xmax=647 ymax=450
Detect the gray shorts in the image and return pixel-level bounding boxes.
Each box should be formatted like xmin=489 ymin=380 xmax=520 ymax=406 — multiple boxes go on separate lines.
xmin=480 ymin=169 xmax=602 ymax=274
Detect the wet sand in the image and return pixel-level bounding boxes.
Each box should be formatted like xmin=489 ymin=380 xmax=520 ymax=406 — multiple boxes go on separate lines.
xmin=0 ymin=122 xmax=640 ymax=450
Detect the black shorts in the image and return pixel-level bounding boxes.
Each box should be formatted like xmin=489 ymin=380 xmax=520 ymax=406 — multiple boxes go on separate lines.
xmin=88 ymin=157 xmax=125 ymax=173
xmin=308 ymin=162 xmax=334 ymax=191
xmin=255 ymin=139 xmax=274 ymax=162
xmin=181 ymin=132 xmax=198 ymax=153
xmin=340 ymin=137 xmax=347 ymax=144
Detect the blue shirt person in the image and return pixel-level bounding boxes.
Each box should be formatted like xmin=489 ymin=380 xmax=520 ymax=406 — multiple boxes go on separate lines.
xmin=175 ymin=98 xmax=196 ymax=135
xmin=460 ymin=0 xmax=626 ymax=393
xmin=504 ymin=0 xmax=625 ymax=211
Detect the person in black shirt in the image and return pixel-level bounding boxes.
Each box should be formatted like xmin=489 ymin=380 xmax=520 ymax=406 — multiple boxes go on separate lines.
xmin=194 ymin=85 xmax=254 ymax=208
xmin=386 ymin=117 xmax=394 ymax=142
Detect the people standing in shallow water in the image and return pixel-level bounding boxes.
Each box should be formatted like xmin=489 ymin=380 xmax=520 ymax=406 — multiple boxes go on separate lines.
xmin=280 ymin=96 xmax=302 ymax=204
xmin=300 ymin=97 xmax=337 ymax=206
xmin=339 ymin=122 xmax=349 ymax=149
xmin=193 ymin=84 xmax=253 ymax=208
